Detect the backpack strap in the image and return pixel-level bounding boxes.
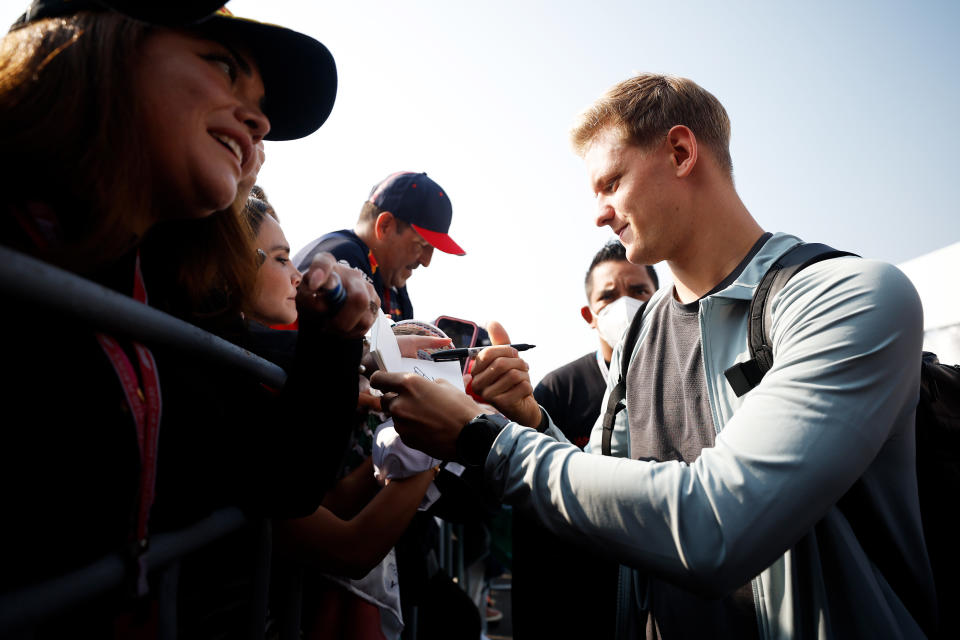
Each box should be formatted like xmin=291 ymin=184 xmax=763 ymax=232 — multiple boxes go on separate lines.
xmin=601 ymin=300 xmax=649 ymax=456
xmin=724 ymin=242 xmax=857 ymax=397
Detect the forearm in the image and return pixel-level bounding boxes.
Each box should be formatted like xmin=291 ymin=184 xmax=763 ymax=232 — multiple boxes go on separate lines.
xmin=488 ymin=420 xmax=868 ymax=596
xmin=346 ymin=469 xmax=437 ymax=562
xmin=277 ymin=468 xmax=435 ymax=578
xmin=320 ymin=457 xmax=379 ymax=520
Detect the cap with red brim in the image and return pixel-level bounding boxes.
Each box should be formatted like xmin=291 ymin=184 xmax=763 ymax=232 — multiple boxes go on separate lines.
xmin=368 ymin=172 xmax=465 ymax=256
xmin=411 ymin=224 xmax=465 ymax=256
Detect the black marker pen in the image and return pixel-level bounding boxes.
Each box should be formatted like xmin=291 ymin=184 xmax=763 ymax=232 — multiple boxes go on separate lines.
xmin=430 ymin=344 xmax=536 ymax=361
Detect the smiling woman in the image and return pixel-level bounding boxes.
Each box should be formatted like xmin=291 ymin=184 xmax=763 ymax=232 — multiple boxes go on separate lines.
xmin=136 ymin=29 xmax=270 ymax=220
xmin=0 ymin=4 xmax=336 ymax=306
xmin=0 ymin=2 xmax=356 ymax=636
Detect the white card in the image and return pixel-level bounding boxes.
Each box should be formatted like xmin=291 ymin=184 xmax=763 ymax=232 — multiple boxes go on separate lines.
xmin=367 ymin=312 xmax=465 ymax=390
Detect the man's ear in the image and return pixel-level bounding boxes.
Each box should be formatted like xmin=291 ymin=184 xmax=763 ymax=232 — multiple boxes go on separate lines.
xmin=581 ymin=305 xmax=597 ymax=328
xmin=374 ymin=211 xmax=395 ymax=240
xmin=667 ymin=125 xmax=697 ymax=178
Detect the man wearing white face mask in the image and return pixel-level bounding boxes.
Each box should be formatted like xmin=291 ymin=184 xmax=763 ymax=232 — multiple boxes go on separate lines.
xmin=510 ymin=242 xmax=658 ymax=640
xmin=534 ymin=241 xmax=658 ymax=448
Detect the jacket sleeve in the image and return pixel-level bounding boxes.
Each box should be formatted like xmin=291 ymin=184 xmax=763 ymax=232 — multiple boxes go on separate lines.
xmin=485 ymin=258 xmax=923 ymax=595
xmin=535 ymin=405 xmax=572 ymax=445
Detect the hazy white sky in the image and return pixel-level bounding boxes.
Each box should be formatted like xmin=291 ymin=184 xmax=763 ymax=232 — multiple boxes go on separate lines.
xmin=4 ymin=0 xmax=957 ymax=383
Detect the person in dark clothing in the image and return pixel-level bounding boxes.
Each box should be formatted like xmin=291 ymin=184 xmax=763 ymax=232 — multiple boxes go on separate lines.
xmin=512 ymin=241 xmax=657 ymax=640
xmin=296 ymin=173 xmax=466 ymax=637
xmin=0 ymin=3 xmax=378 ymax=635
xmin=295 ymin=172 xmax=465 ymax=321
xmin=240 ymin=197 xmax=442 ymax=639
xmin=536 ymin=241 xmax=659 ymax=447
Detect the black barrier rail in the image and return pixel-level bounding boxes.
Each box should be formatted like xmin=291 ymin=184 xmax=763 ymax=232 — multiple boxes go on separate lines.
xmin=0 ymin=246 xmax=288 ymax=389
xmin=0 ymin=508 xmax=252 ymax=635
xmin=0 ymin=246 xmax=286 ymax=636
xmin=0 ymin=246 xmax=481 ymax=638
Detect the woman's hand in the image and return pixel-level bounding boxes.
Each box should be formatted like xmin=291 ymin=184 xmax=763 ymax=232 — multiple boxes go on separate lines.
xmin=357 ymin=391 xmax=382 ymax=411
xmin=236 ymin=141 xmax=266 ymax=203
xmin=396 ymin=334 xmax=452 ymax=357
xmin=298 ymin=252 xmax=379 ymax=338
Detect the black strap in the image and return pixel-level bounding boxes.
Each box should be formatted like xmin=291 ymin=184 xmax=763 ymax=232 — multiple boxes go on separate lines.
xmin=724 ymin=242 xmax=857 ymax=397
xmin=601 ymin=300 xmax=649 ymax=456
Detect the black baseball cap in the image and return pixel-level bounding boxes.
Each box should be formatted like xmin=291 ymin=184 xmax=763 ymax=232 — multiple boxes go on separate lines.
xmin=368 ymin=172 xmax=465 ymax=256
xmin=11 ymin=1 xmax=337 ymax=141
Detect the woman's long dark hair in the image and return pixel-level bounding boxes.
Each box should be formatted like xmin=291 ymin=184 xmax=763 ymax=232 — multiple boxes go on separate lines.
xmin=0 ymin=11 xmax=258 ymax=318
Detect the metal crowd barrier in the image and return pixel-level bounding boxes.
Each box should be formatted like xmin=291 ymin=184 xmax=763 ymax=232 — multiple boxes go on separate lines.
xmin=0 ymin=247 xmax=285 ymax=637
xmin=0 ymin=509 xmax=253 ymax=636
xmin=0 ymin=246 xmax=288 ymax=389
xmin=0 ymin=246 xmax=481 ymax=638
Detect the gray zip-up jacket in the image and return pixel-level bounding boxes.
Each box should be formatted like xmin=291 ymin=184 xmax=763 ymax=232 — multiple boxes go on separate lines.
xmin=485 ymin=233 xmax=935 ymax=638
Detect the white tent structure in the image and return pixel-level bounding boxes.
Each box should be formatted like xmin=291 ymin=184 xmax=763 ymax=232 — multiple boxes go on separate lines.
xmin=898 ymin=241 xmax=960 ymax=365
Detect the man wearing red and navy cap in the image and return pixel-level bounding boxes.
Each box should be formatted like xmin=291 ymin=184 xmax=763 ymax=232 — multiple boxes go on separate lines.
xmin=295 ymin=172 xmax=464 ymax=321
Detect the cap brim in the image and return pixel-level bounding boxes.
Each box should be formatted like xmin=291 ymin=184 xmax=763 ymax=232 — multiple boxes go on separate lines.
xmin=412 ymin=224 xmax=466 ymax=256
xmin=199 ymin=14 xmax=337 ymax=141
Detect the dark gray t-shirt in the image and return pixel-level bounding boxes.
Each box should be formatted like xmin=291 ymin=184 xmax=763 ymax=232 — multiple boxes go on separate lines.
xmin=625 ymin=233 xmax=771 ymax=639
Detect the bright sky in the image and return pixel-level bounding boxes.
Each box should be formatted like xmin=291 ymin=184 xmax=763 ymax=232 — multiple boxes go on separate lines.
xmin=3 ymin=0 xmax=957 ymax=384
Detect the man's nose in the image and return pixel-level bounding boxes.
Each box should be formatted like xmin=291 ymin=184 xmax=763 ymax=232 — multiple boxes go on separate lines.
xmin=419 ymin=246 xmax=434 ymax=268
xmin=595 ymin=197 xmax=615 ymax=228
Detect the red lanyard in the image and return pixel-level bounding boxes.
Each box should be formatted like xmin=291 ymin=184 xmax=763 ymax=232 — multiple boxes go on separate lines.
xmin=95 ymin=252 xmax=162 ymax=596
xmin=13 ymin=207 xmax=161 ymax=595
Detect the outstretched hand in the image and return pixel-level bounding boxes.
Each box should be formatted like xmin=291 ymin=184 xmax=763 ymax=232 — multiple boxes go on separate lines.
xmin=370 ymin=371 xmax=483 ymax=460
xmin=298 ymin=252 xmax=379 ymax=338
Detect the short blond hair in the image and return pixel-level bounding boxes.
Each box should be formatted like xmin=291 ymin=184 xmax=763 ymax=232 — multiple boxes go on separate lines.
xmin=571 ymin=74 xmax=733 ymax=177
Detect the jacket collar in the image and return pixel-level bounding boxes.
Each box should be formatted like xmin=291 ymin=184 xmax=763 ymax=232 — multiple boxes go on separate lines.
xmin=637 ymin=232 xmax=803 ymax=319
xmin=704 ymin=232 xmax=802 ymax=302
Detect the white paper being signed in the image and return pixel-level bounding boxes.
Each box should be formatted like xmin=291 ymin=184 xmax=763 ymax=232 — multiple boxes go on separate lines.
xmin=367 ymin=312 xmax=465 ymax=390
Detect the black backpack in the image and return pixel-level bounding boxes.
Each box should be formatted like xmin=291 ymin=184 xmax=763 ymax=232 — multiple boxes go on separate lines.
xmin=602 ymin=242 xmax=959 ymax=634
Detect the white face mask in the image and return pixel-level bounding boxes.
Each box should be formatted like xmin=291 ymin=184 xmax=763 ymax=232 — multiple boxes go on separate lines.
xmin=595 ymin=295 xmax=643 ymax=349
